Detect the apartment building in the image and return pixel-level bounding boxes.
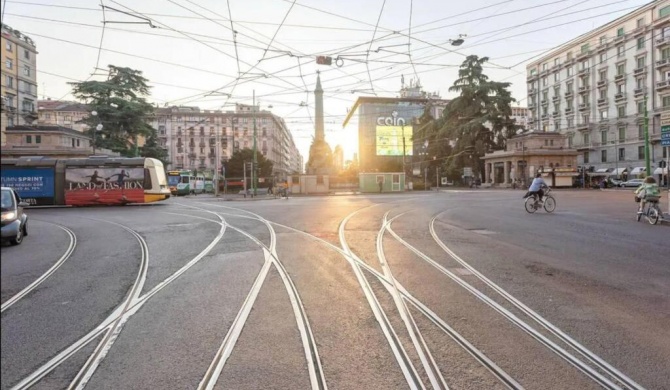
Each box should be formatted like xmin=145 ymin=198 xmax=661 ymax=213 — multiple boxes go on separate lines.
xmin=1 ymin=23 xmax=38 ymax=146
xmin=151 ymin=105 xmax=302 ymax=178
xmin=527 ymin=2 xmax=670 ymax=178
xmin=511 ymin=106 xmax=530 ymax=129
xmin=37 ymin=100 xmax=90 ymax=132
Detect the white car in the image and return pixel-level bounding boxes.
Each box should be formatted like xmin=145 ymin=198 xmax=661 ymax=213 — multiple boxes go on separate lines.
xmin=619 ymin=179 xmax=645 ymax=188
xmin=1 ymin=187 xmax=29 ymax=246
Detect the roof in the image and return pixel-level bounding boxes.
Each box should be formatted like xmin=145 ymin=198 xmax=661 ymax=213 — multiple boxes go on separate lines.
xmin=37 ymin=100 xmax=88 ymax=112
xmin=6 ymin=125 xmax=90 ymax=138
xmin=342 ymin=96 xmax=450 ymax=128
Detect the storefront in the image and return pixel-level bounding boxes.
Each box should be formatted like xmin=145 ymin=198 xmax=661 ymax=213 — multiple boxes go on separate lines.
xmin=537 ymin=167 xmax=579 ymax=187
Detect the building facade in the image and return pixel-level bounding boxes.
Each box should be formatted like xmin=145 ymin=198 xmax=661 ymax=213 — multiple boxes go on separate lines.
xmin=1 ymin=125 xmax=118 ymax=159
xmin=511 ymin=106 xmax=530 ymax=129
xmin=526 ymin=2 xmax=670 ymax=179
xmin=37 ymin=100 xmax=90 ymax=132
xmin=151 ymin=105 xmax=302 ymax=177
xmin=1 ymin=24 xmax=38 ymax=146
xmin=343 ymin=81 xmax=449 ymax=173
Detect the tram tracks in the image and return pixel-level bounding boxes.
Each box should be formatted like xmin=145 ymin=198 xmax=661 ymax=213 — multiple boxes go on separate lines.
xmin=1 ymin=220 xmax=76 ymax=313
xmin=10 ymin=214 xmax=228 ymax=390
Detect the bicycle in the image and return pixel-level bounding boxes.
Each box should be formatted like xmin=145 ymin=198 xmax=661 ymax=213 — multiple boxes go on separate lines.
xmin=636 ymin=195 xmax=662 ymax=225
xmin=524 ymin=186 xmax=556 ymax=214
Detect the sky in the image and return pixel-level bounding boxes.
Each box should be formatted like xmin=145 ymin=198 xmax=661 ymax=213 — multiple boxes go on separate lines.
xmin=1 ymin=0 xmax=653 ymax=161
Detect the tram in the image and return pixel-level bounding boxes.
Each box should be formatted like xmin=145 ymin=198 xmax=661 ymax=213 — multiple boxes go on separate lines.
xmin=0 ymin=156 xmax=171 ymax=206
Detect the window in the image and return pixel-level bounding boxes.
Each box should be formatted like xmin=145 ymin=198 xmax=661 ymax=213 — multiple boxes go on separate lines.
xmin=35 ymin=135 xmax=41 ymax=144
xmin=5 ymin=41 xmax=11 ymax=51
xmin=24 ymin=49 xmax=29 ymax=60
xmin=567 ymin=81 xmax=574 ymax=92
xmin=567 ymin=66 xmax=573 ymax=76
xmin=554 ymin=72 xmax=560 ymax=82
xmin=530 ymin=69 xmax=537 ymax=75
xmin=568 ymin=117 xmax=574 ymax=127
xmin=638 ymin=125 xmax=644 ymax=139
xmin=71 ymin=138 xmax=76 ymax=147
xmin=568 ymin=135 xmax=574 ymax=147
xmin=581 ymin=60 xmax=589 ymax=70
xmin=636 ymin=56 xmax=645 ymax=68
xmin=582 ymin=114 xmax=589 ymax=124
xmin=617 ymin=63 xmax=625 ymax=75
xmin=554 ymin=85 xmax=560 ymax=96
xmin=618 ymin=126 xmax=625 ymax=141
xmin=22 ymin=99 xmax=34 ymax=112
xmin=567 ymin=100 xmax=574 ymax=110
xmin=638 ymin=145 xmax=645 ymax=159
xmin=5 ymin=93 xmax=14 ymax=108
xmin=600 ymin=53 xmax=606 ymax=63
xmin=554 ymin=103 xmax=560 ymax=113
xmin=77 ymin=139 xmax=80 ymax=147
xmin=660 ymin=5 xmax=670 ymax=18
xmin=600 ymin=110 xmax=608 ymax=120
xmin=542 ymin=124 xmax=548 ymax=132
xmin=542 ymin=63 xmax=548 ymax=71
xmin=567 ymin=51 xmax=573 ymax=60
xmin=619 ymin=148 xmax=625 ymax=161
xmin=543 ymin=77 xmax=548 ymax=86
xmin=662 ymin=47 xmax=670 ymax=60
xmin=599 ymin=89 xmax=607 ymax=99
xmin=599 ymin=69 xmax=607 ymax=81
xmin=26 ymin=135 xmax=32 ymax=144
xmin=663 ymin=96 xmax=670 ymax=107
xmin=637 ymin=37 xmax=645 ymax=50
xmin=637 ymin=18 xmax=645 ymax=28
xmin=5 ymin=75 xmax=13 ymax=88
xmin=617 ymin=45 xmax=625 ymax=57
xmin=664 ymin=26 xmax=670 ymax=38
xmin=601 ymin=150 xmax=607 ymax=162
xmin=584 ymin=152 xmax=590 ymax=164
xmin=23 ymin=65 xmax=30 ymax=76
xmin=617 ymin=27 xmax=624 ymax=37
xmin=600 ymin=36 xmax=607 ymax=45
xmin=581 ymin=44 xmax=589 ymax=53
xmin=618 ymin=105 xmax=626 ymax=117
xmin=554 ymin=58 xmax=559 ymax=66
xmin=554 ymin=121 xmax=559 ymax=131
xmin=601 ymin=130 xmax=608 ymax=143
xmin=617 ymin=83 xmax=626 ymax=94
xmin=542 ymin=91 xmax=548 ymax=101
xmin=584 ymin=133 xmax=590 ymax=144
xmin=637 ymin=101 xmax=644 ymax=114
xmin=5 ymin=59 xmax=12 ymax=69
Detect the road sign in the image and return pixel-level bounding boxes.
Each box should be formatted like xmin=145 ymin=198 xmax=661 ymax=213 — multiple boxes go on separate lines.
xmin=662 ymin=125 xmax=670 ymax=133
xmin=662 ymin=139 xmax=670 ymax=146
xmin=463 ymin=167 xmax=473 ymax=177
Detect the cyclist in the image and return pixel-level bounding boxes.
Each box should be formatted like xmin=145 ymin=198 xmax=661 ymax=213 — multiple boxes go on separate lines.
xmin=634 ymin=176 xmax=660 ymax=214
xmin=525 ymin=173 xmax=548 ymax=204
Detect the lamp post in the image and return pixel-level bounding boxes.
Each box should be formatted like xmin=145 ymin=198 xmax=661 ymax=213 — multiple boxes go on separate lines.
xmin=611 ymin=130 xmax=618 ymax=181
xmin=90 ymin=111 xmax=103 ymax=155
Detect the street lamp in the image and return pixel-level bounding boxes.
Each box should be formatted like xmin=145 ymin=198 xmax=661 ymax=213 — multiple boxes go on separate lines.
xmin=90 ymin=111 xmax=103 ymax=155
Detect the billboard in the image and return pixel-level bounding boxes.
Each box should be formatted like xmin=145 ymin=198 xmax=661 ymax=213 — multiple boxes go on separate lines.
xmin=376 ymin=125 xmax=413 ymax=156
xmin=0 ymin=167 xmax=55 ymax=206
xmin=65 ymin=167 xmax=145 ymax=206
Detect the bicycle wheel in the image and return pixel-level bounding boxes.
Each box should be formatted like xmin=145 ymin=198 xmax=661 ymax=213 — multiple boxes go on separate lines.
xmin=524 ymin=197 xmax=537 ymax=213
xmin=646 ymin=206 xmax=660 ymax=225
xmin=543 ymin=196 xmax=556 ymax=213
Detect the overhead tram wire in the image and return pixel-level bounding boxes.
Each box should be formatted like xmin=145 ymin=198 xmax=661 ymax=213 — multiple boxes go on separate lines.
xmin=365 ymin=0 xmax=388 ymax=95
xmin=407 ymin=0 xmax=419 ymax=83
xmin=226 ymin=0 xmax=240 ymax=76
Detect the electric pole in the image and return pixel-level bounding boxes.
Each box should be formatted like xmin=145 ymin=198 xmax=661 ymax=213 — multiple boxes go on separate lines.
xmin=253 ymin=90 xmax=258 ymax=197
xmin=644 ymin=94 xmax=651 ymax=176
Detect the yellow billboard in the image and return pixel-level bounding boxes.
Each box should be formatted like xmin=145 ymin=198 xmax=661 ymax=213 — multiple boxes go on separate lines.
xmin=376 ymin=125 xmax=413 ymax=156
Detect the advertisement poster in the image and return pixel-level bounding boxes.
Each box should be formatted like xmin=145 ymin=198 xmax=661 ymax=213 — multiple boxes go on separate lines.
xmin=65 ymin=167 xmax=145 ymax=206
xmin=376 ymin=125 xmax=413 ymax=156
xmin=0 ymin=167 xmax=55 ymax=205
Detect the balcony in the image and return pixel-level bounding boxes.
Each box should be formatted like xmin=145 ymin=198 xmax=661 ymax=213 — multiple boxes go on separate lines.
xmin=541 ymin=99 xmax=548 ymax=106
xmin=634 ymin=87 xmax=646 ymax=97
xmin=528 ymin=102 xmax=536 ymax=109
xmin=596 ymin=43 xmax=608 ymax=52
xmin=657 ymin=36 xmax=670 ymax=47
xmin=528 ymin=87 xmax=537 ymax=94
xmin=614 ymin=93 xmax=626 ymax=102
xmin=597 ymin=80 xmax=607 ymax=87
xmin=579 ymin=85 xmax=590 ymax=93
xmin=575 ymin=143 xmax=594 ymax=151
xmin=656 ymin=80 xmax=670 ymax=90
xmin=613 ymin=35 xmax=625 ymax=43
xmin=633 ymin=66 xmax=646 ymax=75
xmin=614 ymin=74 xmax=625 ymax=82
xmin=188 ymin=153 xmax=197 ymax=159
xmin=577 ymin=122 xmax=591 ymax=131
xmin=578 ymin=68 xmax=590 ymax=75
xmin=552 ymin=111 xmax=560 ymax=118
xmin=632 ymin=26 xmax=646 ymax=37
xmin=597 ymin=98 xmax=608 ymax=106
xmin=565 ymin=107 xmax=574 ymax=115
xmin=655 ymin=58 xmax=670 ymax=68
xmin=541 ymin=113 xmax=550 ymax=120
xmin=579 ymin=103 xmax=590 ymax=111
xmin=565 ymin=90 xmax=574 ymax=98
xmin=576 ymin=50 xmax=592 ymax=60
xmin=552 ymin=95 xmax=560 ymax=102
xmin=527 ymin=73 xmax=539 ymax=81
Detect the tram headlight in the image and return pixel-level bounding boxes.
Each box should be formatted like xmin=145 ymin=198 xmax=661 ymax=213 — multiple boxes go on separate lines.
xmin=1 ymin=211 xmax=17 ymax=222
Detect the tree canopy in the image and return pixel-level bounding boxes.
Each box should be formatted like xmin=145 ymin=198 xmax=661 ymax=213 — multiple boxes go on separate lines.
xmin=70 ymin=65 xmax=165 ymax=161
xmin=428 ymin=55 xmax=518 ymax=180
xmin=224 ymin=148 xmax=274 ymax=178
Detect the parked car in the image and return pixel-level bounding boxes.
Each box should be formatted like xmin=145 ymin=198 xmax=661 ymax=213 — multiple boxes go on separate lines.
xmin=608 ymin=178 xmax=623 ymax=187
xmin=1 ymin=187 xmax=29 ymax=246
xmin=619 ymin=179 xmax=645 ymax=188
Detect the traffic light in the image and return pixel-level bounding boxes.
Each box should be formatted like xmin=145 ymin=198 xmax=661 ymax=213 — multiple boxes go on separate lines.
xmin=316 ymin=56 xmax=332 ymax=65
xmin=659 ymin=160 xmax=667 ymax=168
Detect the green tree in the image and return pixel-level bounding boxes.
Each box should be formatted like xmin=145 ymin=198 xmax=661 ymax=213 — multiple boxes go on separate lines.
xmin=140 ymin=128 xmax=169 ymax=164
xmin=224 ymin=148 xmax=274 ymax=178
xmin=70 ymin=65 xmax=155 ymax=157
xmin=432 ymin=55 xmax=518 ymax=179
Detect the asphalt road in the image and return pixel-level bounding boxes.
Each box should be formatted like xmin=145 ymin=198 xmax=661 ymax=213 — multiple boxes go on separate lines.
xmin=1 ymin=189 xmax=668 ymax=390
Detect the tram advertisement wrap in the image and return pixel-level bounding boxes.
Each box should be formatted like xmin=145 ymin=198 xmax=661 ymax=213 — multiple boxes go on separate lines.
xmin=0 ymin=167 xmax=55 ymax=205
xmin=65 ymin=167 xmax=145 ymax=206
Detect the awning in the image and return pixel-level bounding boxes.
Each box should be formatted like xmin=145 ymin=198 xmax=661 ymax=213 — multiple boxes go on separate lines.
xmin=587 ymin=172 xmax=609 ymax=176
xmin=630 ymin=167 xmax=646 ymax=175
xmin=653 ymin=167 xmax=668 ymax=175
xmin=609 ymin=167 xmax=627 ymax=176
xmin=595 ymin=168 xmax=609 ymax=173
